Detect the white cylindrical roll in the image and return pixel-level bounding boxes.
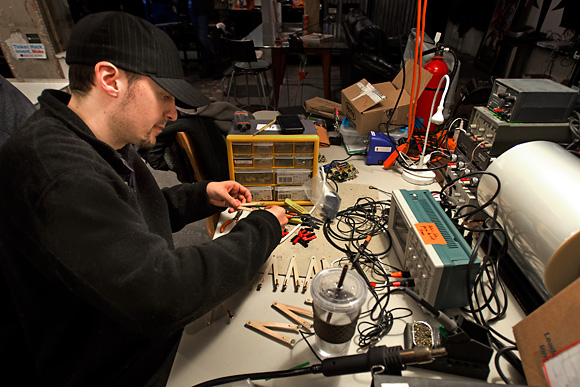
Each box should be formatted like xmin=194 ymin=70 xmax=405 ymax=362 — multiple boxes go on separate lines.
xmin=477 ymin=141 xmax=580 ymax=296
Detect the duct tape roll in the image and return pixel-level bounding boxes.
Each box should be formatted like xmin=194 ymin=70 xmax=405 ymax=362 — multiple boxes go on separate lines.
xmin=477 ymin=141 xmax=580 ymax=296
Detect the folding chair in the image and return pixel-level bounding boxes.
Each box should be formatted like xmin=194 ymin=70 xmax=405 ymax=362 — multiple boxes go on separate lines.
xmin=223 ymin=39 xmax=273 ymax=110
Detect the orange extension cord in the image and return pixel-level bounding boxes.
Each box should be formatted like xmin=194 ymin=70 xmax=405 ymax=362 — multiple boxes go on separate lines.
xmin=383 ymin=0 xmax=428 ymax=168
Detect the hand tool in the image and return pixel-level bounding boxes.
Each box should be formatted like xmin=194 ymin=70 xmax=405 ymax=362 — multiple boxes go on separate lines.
xmin=220 ymin=210 xmax=242 ymax=233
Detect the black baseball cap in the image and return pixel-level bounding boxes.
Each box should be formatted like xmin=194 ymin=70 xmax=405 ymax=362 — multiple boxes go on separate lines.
xmin=66 ymin=11 xmax=211 ymax=108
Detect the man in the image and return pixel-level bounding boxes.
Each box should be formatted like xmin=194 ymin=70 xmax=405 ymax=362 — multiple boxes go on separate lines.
xmin=0 ymin=74 xmax=36 ymax=146
xmin=0 ymin=11 xmax=287 ymax=386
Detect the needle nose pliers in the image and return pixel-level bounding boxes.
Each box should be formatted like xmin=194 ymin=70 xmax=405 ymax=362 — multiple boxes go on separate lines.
xmin=220 ymin=210 xmax=243 ymax=233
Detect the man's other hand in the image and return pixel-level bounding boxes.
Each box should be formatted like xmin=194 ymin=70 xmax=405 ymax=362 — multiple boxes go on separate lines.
xmin=206 ymin=181 xmax=252 ymax=209
xmin=264 ymin=205 xmax=288 ymax=230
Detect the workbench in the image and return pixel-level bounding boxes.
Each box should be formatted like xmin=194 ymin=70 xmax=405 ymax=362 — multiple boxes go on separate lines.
xmin=166 ymin=145 xmax=527 ymax=387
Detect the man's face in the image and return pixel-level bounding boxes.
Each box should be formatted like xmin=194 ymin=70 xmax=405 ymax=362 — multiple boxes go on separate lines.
xmin=110 ymin=75 xmax=178 ymax=149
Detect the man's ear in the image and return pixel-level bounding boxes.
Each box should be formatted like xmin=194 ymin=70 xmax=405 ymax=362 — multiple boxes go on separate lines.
xmin=94 ymin=61 xmax=123 ymax=97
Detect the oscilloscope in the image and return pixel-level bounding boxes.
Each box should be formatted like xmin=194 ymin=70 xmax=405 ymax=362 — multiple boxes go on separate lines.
xmin=388 ymin=189 xmax=478 ymax=309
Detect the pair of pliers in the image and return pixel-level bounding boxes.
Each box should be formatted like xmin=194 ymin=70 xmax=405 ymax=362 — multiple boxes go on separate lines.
xmin=220 ymin=210 xmax=243 ymax=233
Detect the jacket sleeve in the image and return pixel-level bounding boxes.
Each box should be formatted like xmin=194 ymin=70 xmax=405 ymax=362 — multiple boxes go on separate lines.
xmin=35 ymin=171 xmax=281 ymax=340
xmin=161 ymin=181 xmax=225 ymax=232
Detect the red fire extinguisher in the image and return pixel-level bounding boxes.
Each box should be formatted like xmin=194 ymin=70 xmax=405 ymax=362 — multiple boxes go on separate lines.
xmin=414 ymin=48 xmax=449 ymax=132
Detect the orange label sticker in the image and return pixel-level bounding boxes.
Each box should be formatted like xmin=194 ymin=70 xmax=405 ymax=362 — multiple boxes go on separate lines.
xmin=414 ymin=223 xmax=447 ymax=245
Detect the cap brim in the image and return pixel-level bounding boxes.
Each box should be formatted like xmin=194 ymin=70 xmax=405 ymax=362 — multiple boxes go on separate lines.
xmin=151 ymin=77 xmax=211 ymax=109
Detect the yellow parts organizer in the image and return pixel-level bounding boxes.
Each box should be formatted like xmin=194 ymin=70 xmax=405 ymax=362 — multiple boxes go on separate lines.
xmin=226 ymin=119 xmax=320 ymax=205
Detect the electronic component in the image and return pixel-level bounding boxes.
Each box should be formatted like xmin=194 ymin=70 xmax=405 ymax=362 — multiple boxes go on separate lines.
xmin=487 ymin=78 xmax=578 ymax=123
xmin=445 ymin=131 xmax=490 ymax=212
xmin=467 ymin=106 xmax=571 ymax=156
xmin=387 ymin=189 xmax=478 ymax=310
xmin=365 ymin=129 xmax=408 ymax=165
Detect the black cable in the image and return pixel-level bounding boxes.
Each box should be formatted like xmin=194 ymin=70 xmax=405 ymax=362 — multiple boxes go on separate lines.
xmin=191 ymin=364 xmax=322 ymax=387
xmin=494 ymin=345 xmax=520 ymax=385
xmin=323 ymin=197 xmax=392 ymax=257
xmin=461 ymin=206 xmax=524 ymax=381
xmin=436 ymin=171 xmax=501 ymax=220
xmin=299 ymin=330 xmax=322 ymax=362
xmin=397 ymin=158 xmax=448 ymax=172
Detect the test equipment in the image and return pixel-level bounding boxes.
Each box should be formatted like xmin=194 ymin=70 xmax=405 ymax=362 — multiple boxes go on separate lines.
xmin=388 ymin=189 xmax=477 ymax=310
xmin=467 ymin=106 xmax=571 ymax=156
xmin=486 ymin=78 xmax=578 ymax=123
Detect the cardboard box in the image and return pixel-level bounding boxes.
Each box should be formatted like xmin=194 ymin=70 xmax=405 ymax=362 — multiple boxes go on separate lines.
xmin=513 ymin=277 xmax=580 ymax=387
xmin=341 ymin=60 xmax=432 ymax=135
xmin=303 ymin=96 xmax=343 ymax=120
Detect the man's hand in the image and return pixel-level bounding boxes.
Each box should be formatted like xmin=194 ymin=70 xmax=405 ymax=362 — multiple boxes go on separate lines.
xmin=263 ymin=205 xmax=288 ymax=230
xmin=206 ymin=181 xmax=252 ymax=209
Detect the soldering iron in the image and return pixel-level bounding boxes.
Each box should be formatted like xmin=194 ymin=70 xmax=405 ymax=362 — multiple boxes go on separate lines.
xmin=192 ymin=345 xmax=446 ymax=386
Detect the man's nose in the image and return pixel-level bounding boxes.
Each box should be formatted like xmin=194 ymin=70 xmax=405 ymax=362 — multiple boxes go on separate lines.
xmin=167 ymin=102 xmax=178 ymax=122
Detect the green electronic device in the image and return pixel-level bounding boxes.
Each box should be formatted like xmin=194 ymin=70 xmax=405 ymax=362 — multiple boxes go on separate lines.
xmin=388 ymin=189 xmax=478 ymax=309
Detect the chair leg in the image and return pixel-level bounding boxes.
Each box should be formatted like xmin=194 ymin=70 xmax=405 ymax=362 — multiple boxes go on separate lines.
xmin=263 ymin=69 xmax=273 ymax=110
xmin=245 ymin=72 xmax=250 ymax=107
xmin=226 ymin=72 xmax=236 ymax=103
xmin=257 ymin=73 xmax=267 ymax=110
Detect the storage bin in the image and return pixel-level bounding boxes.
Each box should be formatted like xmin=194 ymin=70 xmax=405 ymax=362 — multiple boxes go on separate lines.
xmin=248 ymin=186 xmax=274 ymax=201
xmin=254 ymin=155 xmax=273 ymax=167
xmin=274 ymin=155 xmax=294 ymax=167
xmin=234 ymin=169 xmax=274 ymax=185
xmin=276 ymin=169 xmax=312 ymax=185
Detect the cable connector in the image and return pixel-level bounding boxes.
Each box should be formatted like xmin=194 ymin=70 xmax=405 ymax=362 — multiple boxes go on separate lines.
xmin=389 ymin=279 xmax=415 ymax=287
xmin=389 ymin=270 xmax=411 ymax=278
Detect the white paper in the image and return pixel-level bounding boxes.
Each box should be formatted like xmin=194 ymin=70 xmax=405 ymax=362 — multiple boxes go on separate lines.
xmin=256 ymin=123 xmax=280 ymax=131
xmin=543 ymin=340 xmax=580 ymax=387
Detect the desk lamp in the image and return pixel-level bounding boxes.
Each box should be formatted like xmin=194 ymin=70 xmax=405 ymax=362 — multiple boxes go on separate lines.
xmin=402 ymin=74 xmax=450 ymax=185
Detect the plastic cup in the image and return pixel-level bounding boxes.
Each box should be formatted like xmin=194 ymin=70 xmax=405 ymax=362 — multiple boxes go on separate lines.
xmin=310 ymin=267 xmax=368 ymax=358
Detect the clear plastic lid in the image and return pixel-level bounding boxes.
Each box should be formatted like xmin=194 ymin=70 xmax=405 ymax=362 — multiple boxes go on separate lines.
xmin=310 ymin=268 xmax=367 ymax=313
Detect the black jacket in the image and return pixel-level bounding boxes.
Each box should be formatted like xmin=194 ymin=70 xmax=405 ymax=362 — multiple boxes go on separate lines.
xmin=0 ymin=90 xmax=281 ymax=386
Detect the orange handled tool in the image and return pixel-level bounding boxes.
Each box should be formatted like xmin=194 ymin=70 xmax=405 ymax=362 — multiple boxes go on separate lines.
xmin=220 ymin=211 xmax=243 ymax=233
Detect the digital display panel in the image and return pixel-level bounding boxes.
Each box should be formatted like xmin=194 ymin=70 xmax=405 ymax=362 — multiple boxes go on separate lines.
xmin=393 ymin=205 xmax=410 ymax=249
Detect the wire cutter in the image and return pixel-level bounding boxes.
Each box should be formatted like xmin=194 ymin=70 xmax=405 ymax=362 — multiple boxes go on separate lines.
xmin=220 ymin=210 xmax=242 ymax=233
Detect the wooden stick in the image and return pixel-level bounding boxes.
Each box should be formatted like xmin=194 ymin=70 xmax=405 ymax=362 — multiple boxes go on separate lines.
xmin=245 ymin=320 xmax=299 ymax=346
xmin=239 ymin=202 xmax=266 ymax=207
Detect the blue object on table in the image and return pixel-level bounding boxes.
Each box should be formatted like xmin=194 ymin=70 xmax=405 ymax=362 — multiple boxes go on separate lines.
xmin=365 ymin=127 xmax=408 ymax=165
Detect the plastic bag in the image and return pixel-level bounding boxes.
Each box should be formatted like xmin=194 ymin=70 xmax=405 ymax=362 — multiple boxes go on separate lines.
xmin=303 ymin=166 xmax=341 ymax=220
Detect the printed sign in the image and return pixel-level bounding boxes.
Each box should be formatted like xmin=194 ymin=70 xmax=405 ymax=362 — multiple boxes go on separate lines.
xmin=12 ymin=44 xmax=47 ymax=59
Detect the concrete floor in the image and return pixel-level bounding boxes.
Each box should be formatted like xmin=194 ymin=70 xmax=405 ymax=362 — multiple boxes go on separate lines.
xmin=148 ymin=166 xmax=213 ymax=247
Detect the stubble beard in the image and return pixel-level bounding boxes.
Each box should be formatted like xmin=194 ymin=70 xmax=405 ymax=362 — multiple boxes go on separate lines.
xmin=110 ymin=81 xmax=160 ymax=150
